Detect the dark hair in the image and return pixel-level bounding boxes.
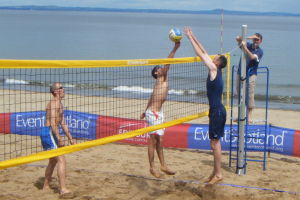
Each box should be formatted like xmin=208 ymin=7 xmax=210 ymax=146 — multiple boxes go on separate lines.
xmin=255 ymin=33 xmax=263 ymax=41
xmin=218 ymin=55 xmax=227 ymax=69
xmin=151 ymin=65 xmax=160 ymax=79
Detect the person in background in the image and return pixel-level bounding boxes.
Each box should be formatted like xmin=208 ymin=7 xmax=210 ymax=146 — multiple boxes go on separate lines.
xmin=40 ymin=83 xmax=75 ymax=194
xmin=235 ymin=33 xmax=263 ymax=123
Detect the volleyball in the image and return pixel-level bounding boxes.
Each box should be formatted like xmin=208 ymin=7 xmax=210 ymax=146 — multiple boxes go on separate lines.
xmin=169 ymin=28 xmax=182 ymax=42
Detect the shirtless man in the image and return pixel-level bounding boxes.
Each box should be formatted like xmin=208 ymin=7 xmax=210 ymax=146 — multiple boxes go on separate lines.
xmin=184 ymin=27 xmax=227 ymax=185
xmin=40 ymin=83 xmax=75 ymax=194
xmin=140 ymin=41 xmax=180 ymax=178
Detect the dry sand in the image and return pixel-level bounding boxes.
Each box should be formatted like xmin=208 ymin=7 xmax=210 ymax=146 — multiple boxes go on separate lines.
xmin=1 ymin=89 xmax=300 ymax=199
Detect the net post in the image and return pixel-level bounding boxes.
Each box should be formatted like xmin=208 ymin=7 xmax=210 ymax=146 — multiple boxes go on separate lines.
xmin=236 ymin=25 xmax=247 ymax=175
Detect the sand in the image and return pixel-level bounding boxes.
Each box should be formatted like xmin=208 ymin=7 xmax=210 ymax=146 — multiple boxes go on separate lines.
xmin=1 ymin=89 xmax=300 ymax=199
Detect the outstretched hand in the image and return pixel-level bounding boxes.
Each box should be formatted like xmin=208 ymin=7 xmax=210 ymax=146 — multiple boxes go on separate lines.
xmin=183 ymin=27 xmax=192 ymax=39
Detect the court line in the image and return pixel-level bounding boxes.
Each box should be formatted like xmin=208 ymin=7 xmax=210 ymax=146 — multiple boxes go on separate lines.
xmin=25 ymin=164 xmax=299 ymax=195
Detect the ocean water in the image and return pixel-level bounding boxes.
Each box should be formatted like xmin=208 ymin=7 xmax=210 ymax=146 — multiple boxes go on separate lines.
xmin=0 ymin=10 xmax=299 ymax=110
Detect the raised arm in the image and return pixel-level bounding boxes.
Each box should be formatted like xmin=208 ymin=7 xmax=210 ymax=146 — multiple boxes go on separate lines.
xmin=241 ymin=41 xmax=258 ymax=61
xmin=236 ymin=35 xmax=258 ymax=45
xmin=237 ymin=35 xmax=260 ymax=61
xmin=184 ymin=27 xmax=217 ymax=72
xmin=236 ymin=36 xmax=242 ymax=45
xmin=189 ymin=27 xmax=212 ymax=62
xmin=160 ymin=41 xmax=181 ymax=77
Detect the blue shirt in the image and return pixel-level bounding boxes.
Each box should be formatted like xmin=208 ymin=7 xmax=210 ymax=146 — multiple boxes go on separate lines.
xmin=207 ymin=68 xmax=223 ymax=109
xmin=239 ymin=42 xmax=264 ymax=76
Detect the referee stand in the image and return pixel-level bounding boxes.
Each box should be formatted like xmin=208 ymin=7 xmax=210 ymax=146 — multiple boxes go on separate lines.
xmin=229 ymin=65 xmax=269 ymax=174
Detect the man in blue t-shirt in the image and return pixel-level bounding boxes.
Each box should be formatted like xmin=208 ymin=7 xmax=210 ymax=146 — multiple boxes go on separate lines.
xmin=236 ymin=33 xmax=263 ymax=123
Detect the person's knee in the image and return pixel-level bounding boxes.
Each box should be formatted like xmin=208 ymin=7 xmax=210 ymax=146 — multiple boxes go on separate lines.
xmin=210 ymin=139 xmax=220 ymax=150
xmin=149 ymin=136 xmax=157 ymax=146
xmin=49 ymin=158 xmax=57 ymax=166
xmin=56 ymin=156 xmax=66 ymax=165
xmin=211 ymin=143 xmax=217 ymax=150
xmin=156 ymin=135 xmax=163 ymax=144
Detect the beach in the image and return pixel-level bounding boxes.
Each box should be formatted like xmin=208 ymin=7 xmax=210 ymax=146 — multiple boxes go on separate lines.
xmin=1 ymin=9 xmax=300 ymax=199
xmin=1 ymin=89 xmax=300 ymax=200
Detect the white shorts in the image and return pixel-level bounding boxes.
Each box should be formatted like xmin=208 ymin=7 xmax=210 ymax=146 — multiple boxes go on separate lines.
xmin=145 ymin=109 xmax=165 ymax=136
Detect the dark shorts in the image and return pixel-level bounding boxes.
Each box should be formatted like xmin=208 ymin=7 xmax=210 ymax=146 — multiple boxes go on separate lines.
xmin=209 ymin=105 xmax=226 ymax=140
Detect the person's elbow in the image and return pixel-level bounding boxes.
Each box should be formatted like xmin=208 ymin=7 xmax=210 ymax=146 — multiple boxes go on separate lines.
xmin=250 ymin=54 xmax=258 ymax=61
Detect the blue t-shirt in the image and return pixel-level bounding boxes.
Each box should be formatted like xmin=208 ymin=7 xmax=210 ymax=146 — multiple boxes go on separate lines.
xmin=207 ymin=68 xmax=223 ymax=109
xmin=239 ymin=42 xmax=263 ymax=76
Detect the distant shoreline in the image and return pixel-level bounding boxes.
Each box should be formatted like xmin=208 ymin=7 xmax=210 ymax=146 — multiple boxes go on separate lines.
xmin=0 ymin=6 xmax=299 ymax=17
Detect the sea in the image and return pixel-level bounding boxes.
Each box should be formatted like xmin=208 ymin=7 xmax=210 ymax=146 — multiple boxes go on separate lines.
xmin=0 ymin=10 xmax=299 ymax=111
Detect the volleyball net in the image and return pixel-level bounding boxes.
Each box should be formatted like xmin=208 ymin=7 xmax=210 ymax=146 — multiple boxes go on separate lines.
xmin=0 ymin=54 xmax=230 ymax=169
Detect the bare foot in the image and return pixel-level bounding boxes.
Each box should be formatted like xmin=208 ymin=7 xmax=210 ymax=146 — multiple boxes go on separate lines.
xmin=43 ymin=185 xmax=50 ymax=190
xmin=204 ymin=174 xmax=215 ymax=183
xmin=233 ymin=118 xmax=238 ymax=123
xmin=248 ymin=118 xmax=253 ymax=123
xmin=206 ymin=175 xmax=223 ymax=185
xmin=161 ymin=166 xmax=176 ymax=175
xmin=60 ymin=188 xmax=72 ymax=194
xmin=150 ymin=169 xmax=164 ymax=178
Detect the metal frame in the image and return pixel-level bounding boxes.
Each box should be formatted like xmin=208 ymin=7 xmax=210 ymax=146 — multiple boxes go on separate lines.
xmin=229 ymin=66 xmax=269 ymax=174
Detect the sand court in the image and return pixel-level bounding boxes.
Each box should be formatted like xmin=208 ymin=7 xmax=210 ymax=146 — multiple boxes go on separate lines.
xmin=1 ymin=139 xmax=300 ymax=200
xmin=1 ymin=89 xmax=300 ymax=199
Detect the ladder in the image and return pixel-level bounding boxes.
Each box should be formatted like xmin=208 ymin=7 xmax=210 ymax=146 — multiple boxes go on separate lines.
xmin=229 ymin=66 xmax=269 ymax=174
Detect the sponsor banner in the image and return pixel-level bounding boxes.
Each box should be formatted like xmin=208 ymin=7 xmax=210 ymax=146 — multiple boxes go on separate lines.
xmin=293 ymin=130 xmax=300 ymax=157
xmin=10 ymin=111 xmax=46 ymax=136
xmin=188 ymin=124 xmax=296 ymax=156
xmin=265 ymin=125 xmax=294 ymax=156
xmin=64 ymin=110 xmax=98 ymax=140
xmin=0 ymin=113 xmax=12 ymax=134
xmin=96 ymin=115 xmax=190 ymax=147
xmin=117 ymin=118 xmax=149 ymax=145
xmin=9 ymin=110 xmax=97 ymax=139
xmin=164 ymin=124 xmax=190 ymax=148
xmin=4 ymin=110 xmax=300 ymax=157
xmin=96 ymin=115 xmax=149 ymax=144
xmin=118 ymin=123 xmax=190 ymax=147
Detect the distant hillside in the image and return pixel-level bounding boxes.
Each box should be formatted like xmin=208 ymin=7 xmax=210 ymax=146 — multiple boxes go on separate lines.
xmin=0 ymin=6 xmax=299 ymax=17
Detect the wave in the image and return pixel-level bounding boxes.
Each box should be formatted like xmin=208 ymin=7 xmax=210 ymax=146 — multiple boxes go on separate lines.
xmin=113 ymin=86 xmax=204 ymax=96
xmin=1 ymin=78 xmax=29 ymax=85
xmin=0 ymin=78 xmax=206 ymax=96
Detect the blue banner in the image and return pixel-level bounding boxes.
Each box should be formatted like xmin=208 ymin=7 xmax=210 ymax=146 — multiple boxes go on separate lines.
xmin=8 ymin=110 xmax=297 ymax=157
xmin=63 ymin=110 xmax=97 ymax=140
xmin=10 ymin=110 xmax=97 ymax=140
xmin=10 ymin=111 xmax=46 ymax=136
xmin=187 ymin=124 xmax=295 ymax=156
xmin=267 ymin=126 xmax=294 ymax=156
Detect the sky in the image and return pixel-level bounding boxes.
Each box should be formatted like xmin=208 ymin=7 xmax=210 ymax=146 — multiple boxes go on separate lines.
xmin=1 ymin=0 xmax=300 ymax=14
